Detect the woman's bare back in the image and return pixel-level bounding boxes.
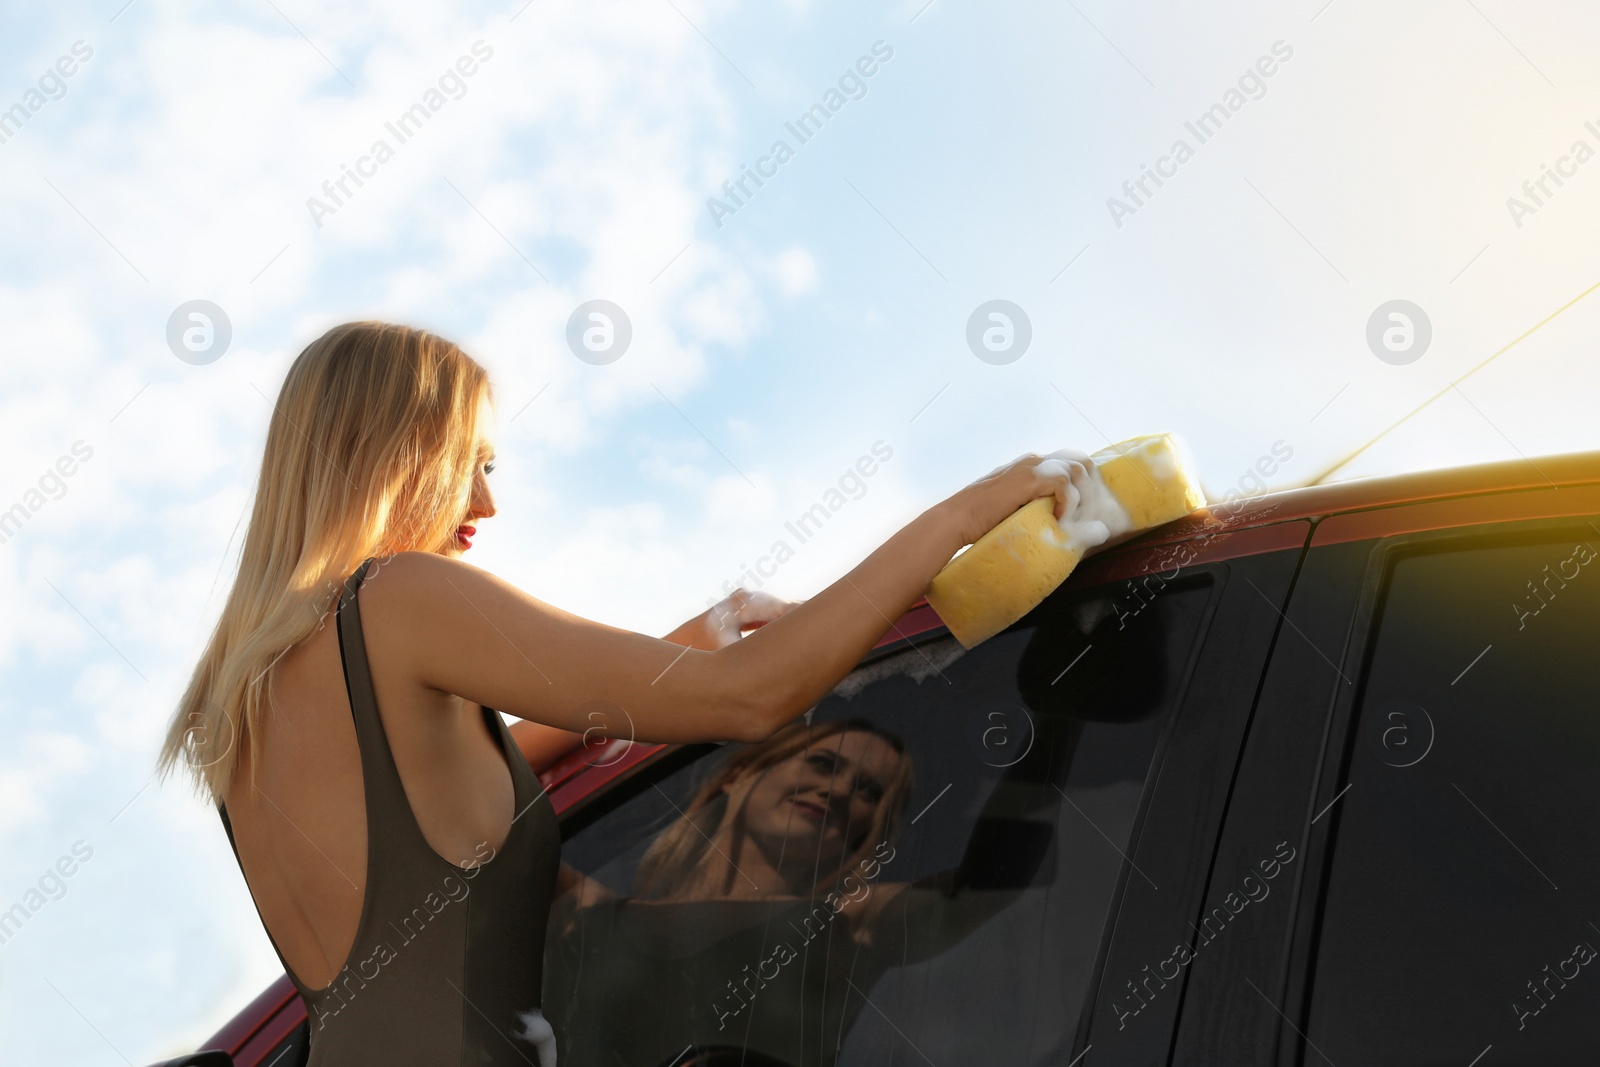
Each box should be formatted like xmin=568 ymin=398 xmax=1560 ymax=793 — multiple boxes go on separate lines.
xmin=220 ymin=577 xmax=517 ymax=991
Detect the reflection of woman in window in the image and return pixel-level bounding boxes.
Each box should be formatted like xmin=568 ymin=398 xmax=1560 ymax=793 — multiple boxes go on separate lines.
xmin=544 ymin=710 xmax=1059 ymax=1067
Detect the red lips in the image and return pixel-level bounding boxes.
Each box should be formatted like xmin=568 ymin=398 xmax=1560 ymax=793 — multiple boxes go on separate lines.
xmin=791 ymin=798 xmax=828 ymax=820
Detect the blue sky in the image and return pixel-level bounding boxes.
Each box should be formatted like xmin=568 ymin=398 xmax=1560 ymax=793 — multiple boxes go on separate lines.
xmin=3 ymin=0 xmax=1599 ymax=1062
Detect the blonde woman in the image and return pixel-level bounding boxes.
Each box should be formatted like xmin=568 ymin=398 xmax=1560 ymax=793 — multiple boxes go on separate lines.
xmin=158 ymin=320 xmax=1090 ymax=1067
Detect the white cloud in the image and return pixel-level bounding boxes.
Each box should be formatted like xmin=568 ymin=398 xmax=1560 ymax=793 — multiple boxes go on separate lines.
xmin=766 ymin=246 xmax=818 ymax=297
xmin=0 ymin=731 xmax=91 ymax=840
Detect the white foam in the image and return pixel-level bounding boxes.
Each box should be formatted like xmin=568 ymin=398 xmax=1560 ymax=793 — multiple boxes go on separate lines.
xmin=1147 ymin=445 xmax=1179 ymax=481
xmin=829 ymin=634 xmax=967 ymax=700
xmin=1035 ymin=449 xmax=1133 ymax=556
xmin=1073 ymin=596 xmax=1117 ymax=634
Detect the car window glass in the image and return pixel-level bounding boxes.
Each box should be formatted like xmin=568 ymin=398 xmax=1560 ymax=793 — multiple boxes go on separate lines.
xmin=545 ymin=580 xmax=1212 ymax=1067
xmin=1307 ymin=535 xmax=1600 ymax=1063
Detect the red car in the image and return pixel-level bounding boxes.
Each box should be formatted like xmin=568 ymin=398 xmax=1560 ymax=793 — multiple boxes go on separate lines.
xmin=155 ymin=449 xmax=1600 ymax=1067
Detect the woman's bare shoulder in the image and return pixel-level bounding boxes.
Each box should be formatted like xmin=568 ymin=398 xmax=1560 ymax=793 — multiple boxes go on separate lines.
xmin=353 ymin=552 xmax=530 ymax=621
xmin=359 ymin=550 xmax=480 ymax=596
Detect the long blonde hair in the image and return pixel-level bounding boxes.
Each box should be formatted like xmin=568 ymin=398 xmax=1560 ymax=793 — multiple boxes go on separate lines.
xmin=156 ymin=321 xmax=492 ymax=803
xmin=633 ymin=718 xmax=915 ymax=900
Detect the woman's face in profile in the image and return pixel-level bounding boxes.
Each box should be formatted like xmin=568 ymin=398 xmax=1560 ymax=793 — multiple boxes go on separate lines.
xmin=735 ymin=730 xmax=902 ymax=869
xmin=440 ymin=394 xmax=498 ymax=557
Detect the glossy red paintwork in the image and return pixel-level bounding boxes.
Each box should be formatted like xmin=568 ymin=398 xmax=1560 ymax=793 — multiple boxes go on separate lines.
xmin=200 ymin=976 xmax=300 ymax=1063
xmin=1153 ymin=449 xmax=1600 ymax=543
xmin=200 ymin=449 xmax=1600 ymax=1065
xmin=1310 ymin=482 xmax=1600 ymax=545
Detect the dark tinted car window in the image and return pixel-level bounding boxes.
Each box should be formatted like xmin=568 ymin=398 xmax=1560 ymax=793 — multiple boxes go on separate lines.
xmin=544 ymin=579 xmax=1212 ymax=1067
xmin=1307 ymin=535 xmax=1600 ymax=1063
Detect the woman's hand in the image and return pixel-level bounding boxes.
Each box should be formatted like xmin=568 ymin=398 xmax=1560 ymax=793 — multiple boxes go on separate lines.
xmin=659 ymin=589 xmax=801 ymax=652
xmin=707 ymin=589 xmax=799 ymax=645
xmin=939 ymin=449 xmax=1097 ymax=546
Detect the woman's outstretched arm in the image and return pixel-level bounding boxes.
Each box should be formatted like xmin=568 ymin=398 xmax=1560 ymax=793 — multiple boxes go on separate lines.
xmin=509 ymin=588 xmax=797 ymax=768
xmin=373 ymin=453 xmax=1086 ymax=747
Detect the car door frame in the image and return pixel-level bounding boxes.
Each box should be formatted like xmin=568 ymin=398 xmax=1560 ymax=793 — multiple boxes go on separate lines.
xmin=1169 ymin=483 xmax=1600 ymax=1067
xmin=1069 ymin=521 xmax=1312 ymax=1066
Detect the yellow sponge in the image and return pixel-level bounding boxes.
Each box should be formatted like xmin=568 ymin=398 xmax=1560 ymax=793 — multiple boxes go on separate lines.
xmin=926 ymin=434 xmax=1204 ymax=648
xmin=1093 ymin=434 xmax=1206 ymax=529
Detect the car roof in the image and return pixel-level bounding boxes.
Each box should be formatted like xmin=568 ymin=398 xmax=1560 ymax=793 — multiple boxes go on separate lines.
xmin=1130 ymin=447 xmax=1600 ymax=546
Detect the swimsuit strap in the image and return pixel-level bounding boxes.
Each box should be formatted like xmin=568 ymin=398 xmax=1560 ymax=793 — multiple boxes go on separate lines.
xmin=334 ymin=556 xmax=438 ymax=866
